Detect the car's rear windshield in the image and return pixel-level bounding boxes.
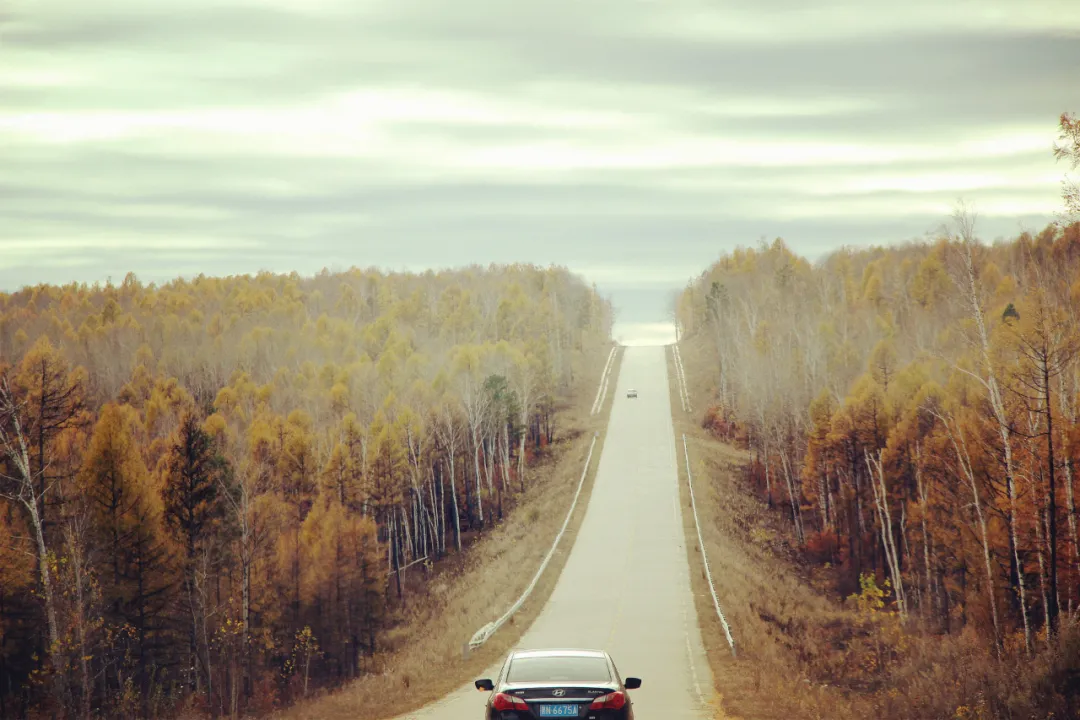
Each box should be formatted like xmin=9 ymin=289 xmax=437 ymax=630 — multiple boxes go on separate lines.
xmin=507 ymin=656 xmax=611 ymax=683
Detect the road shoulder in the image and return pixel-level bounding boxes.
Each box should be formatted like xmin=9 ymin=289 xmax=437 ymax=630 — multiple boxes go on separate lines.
xmin=281 ymin=344 xmax=625 ymax=720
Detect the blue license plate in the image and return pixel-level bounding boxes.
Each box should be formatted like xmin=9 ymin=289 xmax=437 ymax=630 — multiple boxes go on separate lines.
xmin=536 ymin=704 xmax=578 ymax=717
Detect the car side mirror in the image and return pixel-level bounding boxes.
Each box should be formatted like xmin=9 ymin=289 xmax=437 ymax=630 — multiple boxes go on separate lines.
xmin=475 ymin=678 xmax=494 ymax=692
xmin=624 ymin=677 xmax=641 ymax=690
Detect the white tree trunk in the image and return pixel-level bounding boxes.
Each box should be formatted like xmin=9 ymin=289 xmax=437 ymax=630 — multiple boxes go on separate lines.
xmin=914 ymin=445 xmax=934 ymax=617
xmin=447 ymin=457 xmax=461 ymax=552
xmin=0 ymin=392 xmax=62 ymax=671
xmin=953 ymin=221 xmax=1030 ymax=652
xmin=937 ymin=410 xmax=1001 ymax=649
xmin=866 ymin=449 xmax=906 ymax=620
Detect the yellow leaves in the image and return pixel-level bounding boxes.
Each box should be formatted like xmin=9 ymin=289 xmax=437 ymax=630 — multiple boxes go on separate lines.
xmin=329 ymin=382 xmax=351 ymax=414
xmin=144 ymin=375 xmax=194 ymax=438
xmin=278 ymin=412 xmax=316 ymax=498
xmin=848 ymin=573 xmax=887 ymax=615
xmin=803 ymin=390 xmax=838 ymax=484
xmin=910 ymin=251 xmax=950 ymax=309
xmin=367 ymin=409 xmax=407 ymax=505
xmin=845 ymin=372 xmax=892 ymax=443
xmin=430 ymin=368 xmax=452 ymax=397
xmin=214 ymin=385 xmax=241 ymax=417
xmin=868 ymin=339 xmax=897 ymax=389
xmin=451 ymin=343 xmax=483 ymax=377
xmin=256 ymin=382 xmax=273 ymax=405
xmin=749 ymin=527 xmax=775 ymax=545
xmin=299 ymin=497 xmax=343 ymax=604
xmin=953 ymin=700 xmax=989 ymax=719
xmin=377 ymin=345 xmax=400 ymax=387
xmin=286 ymin=408 xmax=312 ymax=433
xmin=79 ymin=402 xmax=157 ymax=538
xmin=17 ymin=334 xmax=63 ymax=378
xmin=861 ymin=262 xmax=885 ymax=307
xmin=296 ymin=493 xmax=384 ymax=622
xmin=202 ymin=412 xmax=228 ymax=444
xmin=809 ymin=389 xmax=835 ymax=426
xmin=207 ymin=311 xmax=227 ymax=338
xmin=247 ymin=410 xmax=278 ymax=464
xmin=100 ymin=297 xmax=121 ymax=325
xmin=334 ymin=282 xmax=360 ymax=317
xmin=1 ymin=262 xmax=610 ymax=709
xmin=361 ymin=315 xmax=393 ymax=357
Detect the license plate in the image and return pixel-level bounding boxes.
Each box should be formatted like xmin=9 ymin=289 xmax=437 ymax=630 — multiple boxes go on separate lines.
xmin=536 ymin=704 xmax=578 ymax=717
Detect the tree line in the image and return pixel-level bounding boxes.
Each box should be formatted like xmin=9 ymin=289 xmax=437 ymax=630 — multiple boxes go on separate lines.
xmin=0 ymin=263 xmax=613 ymax=717
xmin=678 ymin=214 xmax=1080 ymax=657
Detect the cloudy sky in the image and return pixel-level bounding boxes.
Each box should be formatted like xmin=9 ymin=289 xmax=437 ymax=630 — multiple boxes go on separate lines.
xmin=3 ymin=0 xmax=1078 ymax=331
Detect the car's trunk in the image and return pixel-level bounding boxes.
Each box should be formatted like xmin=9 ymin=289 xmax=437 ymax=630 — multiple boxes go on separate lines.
xmin=500 ymin=682 xmax=618 ymax=716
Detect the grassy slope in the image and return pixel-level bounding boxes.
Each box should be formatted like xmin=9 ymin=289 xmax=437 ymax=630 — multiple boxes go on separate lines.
xmin=669 ymin=336 xmax=1080 ymax=720
xmin=666 ymin=340 xmax=865 ymax=720
xmin=279 ymin=344 xmax=624 ymax=720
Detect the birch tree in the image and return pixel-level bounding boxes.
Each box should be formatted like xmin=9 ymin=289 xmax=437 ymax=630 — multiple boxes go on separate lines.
xmin=946 ymin=205 xmax=1031 ymax=651
xmin=432 ymin=391 xmax=463 ymax=553
xmin=0 ymin=374 xmax=63 ymax=679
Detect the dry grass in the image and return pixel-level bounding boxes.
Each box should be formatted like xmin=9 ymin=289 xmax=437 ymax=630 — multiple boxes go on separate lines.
xmin=668 ymin=344 xmax=833 ymax=719
xmin=668 ymin=338 xmax=1080 ymax=720
xmin=277 ymin=345 xmax=624 ymax=720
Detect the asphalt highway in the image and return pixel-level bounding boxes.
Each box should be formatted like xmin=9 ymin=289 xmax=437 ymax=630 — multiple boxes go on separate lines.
xmin=394 ymin=345 xmax=715 ymax=719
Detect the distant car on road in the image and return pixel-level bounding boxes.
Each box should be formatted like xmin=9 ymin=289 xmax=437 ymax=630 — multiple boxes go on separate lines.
xmin=626 ymin=389 xmax=637 ymax=398
xmin=475 ymin=648 xmax=640 ymax=718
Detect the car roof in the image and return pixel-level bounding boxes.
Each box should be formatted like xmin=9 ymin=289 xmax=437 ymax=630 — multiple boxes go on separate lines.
xmin=510 ymin=648 xmax=608 ymax=660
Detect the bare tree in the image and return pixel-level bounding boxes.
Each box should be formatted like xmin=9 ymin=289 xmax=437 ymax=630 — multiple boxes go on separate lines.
xmin=455 ymin=356 xmax=491 ymax=527
xmin=512 ymin=352 xmax=539 ymax=493
xmin=433 ymin=398 xmax=462 ymax=553
xmin=945 ymin=203 xmax=1030 ymax=652
xmin=1053 ymin=112 xmax=1080 ymax=222
xmin=1004 ymin=284 xmax=1080 ymax=635
xmin=865 ymin=449 xmax=906 ymax=620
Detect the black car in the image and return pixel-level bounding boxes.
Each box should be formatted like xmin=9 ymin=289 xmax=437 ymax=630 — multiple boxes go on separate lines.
xmin=475 ymin=648 xmax=640 ymax=719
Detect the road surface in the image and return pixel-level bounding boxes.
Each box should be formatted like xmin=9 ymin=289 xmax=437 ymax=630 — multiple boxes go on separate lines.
xmin=395 ymin=345 xmax=715 ymax=719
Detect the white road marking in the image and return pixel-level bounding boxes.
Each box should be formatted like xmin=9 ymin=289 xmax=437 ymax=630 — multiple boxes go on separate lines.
xmin=683 ymin=596 xmax=707 ymax=707
xmin=590 ymin=345 xmax=617 ymax=415
xmin=682 ymin=434 xmax=737 ymax=657
xmin=388 ymin=347 xmax=713 ymax=720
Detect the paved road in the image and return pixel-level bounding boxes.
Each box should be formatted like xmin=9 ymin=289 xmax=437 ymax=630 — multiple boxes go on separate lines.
xmin=395 ymin=346 xmax=715 ymax=719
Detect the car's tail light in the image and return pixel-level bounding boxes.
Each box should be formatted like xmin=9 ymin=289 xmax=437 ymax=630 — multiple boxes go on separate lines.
xmin=492 ymin=692 xmax=529 ymax=711
xmin=589 ymin=691 xmax=627 ymax=710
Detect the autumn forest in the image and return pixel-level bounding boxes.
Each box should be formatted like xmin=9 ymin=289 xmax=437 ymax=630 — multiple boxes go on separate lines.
xmin=677 ymin=213 xmax=1080 ymax=714
xmin=0 ymin=265 xmax=614 ymax=717
xmin=4 ymin=113 xmax=1079 ymax=720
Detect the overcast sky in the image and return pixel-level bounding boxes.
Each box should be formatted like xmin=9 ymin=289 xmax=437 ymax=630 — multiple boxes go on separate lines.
xmin=3 ymin=0 xmax=1078 ymax=327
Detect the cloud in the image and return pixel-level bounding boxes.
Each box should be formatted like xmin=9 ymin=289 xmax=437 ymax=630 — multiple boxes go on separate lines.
xmin=2 ymin=0 xmax=1077 ymax=320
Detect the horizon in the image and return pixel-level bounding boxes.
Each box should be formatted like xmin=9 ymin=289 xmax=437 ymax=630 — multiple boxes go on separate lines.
xmin=1 ymin=215 xmax=1066 ymax=336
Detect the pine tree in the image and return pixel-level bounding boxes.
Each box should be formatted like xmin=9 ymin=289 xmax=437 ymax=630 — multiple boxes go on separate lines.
xmin=162 ymin=411 xmax=224 ymax=692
